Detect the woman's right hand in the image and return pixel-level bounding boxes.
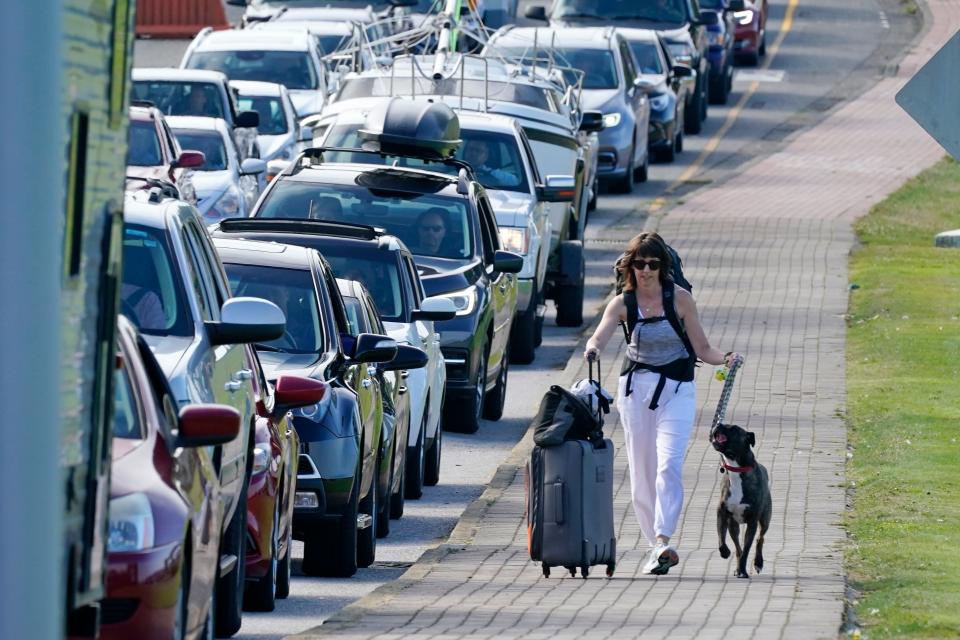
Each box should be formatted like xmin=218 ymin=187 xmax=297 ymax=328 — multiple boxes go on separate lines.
xmin=584 ymin=345 xmax=599 ymax=362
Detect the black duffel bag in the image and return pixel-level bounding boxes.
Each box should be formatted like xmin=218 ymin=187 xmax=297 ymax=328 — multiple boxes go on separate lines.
xmin=532 ymin=385 xmax=605 ymax=447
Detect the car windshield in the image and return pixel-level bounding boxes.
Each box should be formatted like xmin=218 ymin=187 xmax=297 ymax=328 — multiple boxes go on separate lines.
xmin=323 ymin=124 xmax=530 ymax=194
xmin=320 ymin=247 xmax=405 ymax=321
xmin=336 ymin=77 xmax=554 ymax=111
xmin=126 ymin=120 xmax=164 ymax=166
xmin=551 ymin=48 xmax=619 ymax=90
xmin=341 ymin=296 xmax=366 ymax=335
xmin=225 ymin=263 xmax=324 ymax=353
xmin=315 ymin=34 xmax=351 ymax=56
xmin=187 ymin=51 xmax=318 ymax=91
xmin=113 ymin=365 xmax=144 ymax=440
xmin=257 ymin=179 xmax=474 ymax=261
xmin=554 ymin=0 xmax=687 ymax=23
xmin=628 ymin=41 xmax=664 ymax=75
xmin=171 ymin=129 xmax=228 ymax=170
xmin=237 ymin=95 xmax=289 ymax=135
xmin=121 ymin=225 xmax=192 ymax=337
xmin=132 ymin=81 xmax=226 ymax=119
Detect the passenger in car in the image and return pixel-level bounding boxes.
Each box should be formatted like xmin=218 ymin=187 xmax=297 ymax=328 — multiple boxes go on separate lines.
xmin=463 ymin=139 xmax=520 ymax=188
xmin=121 ymin=282 xmax=166 ymax=332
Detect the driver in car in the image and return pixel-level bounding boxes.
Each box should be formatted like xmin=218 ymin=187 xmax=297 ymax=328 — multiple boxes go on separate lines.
xmin=463 ymin=139 xmax=521 ymax=188
xmin=411 ymin=208 xmax=449 ymax=256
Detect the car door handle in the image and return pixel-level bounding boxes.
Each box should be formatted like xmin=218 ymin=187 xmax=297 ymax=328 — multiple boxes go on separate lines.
xmin=235 ymin=369 xmax=253 ymax=381
xmin=400 ymin=370 xmax=410 ymax=379
xmin=361 ymin=379 xmax=372 ymax=388
xmin=398 ymin=386 xmax=408 ymax=395
xmin=225 ymin=381 xmax=242 ymax=393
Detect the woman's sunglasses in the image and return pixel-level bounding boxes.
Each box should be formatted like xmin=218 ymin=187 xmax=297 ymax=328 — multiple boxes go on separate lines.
xmin=631 ymin=258 xmax=661 ymax=271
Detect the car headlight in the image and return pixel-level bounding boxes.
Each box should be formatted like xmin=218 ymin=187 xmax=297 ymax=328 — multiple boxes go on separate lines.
xmin=649 ymin=94 xmax=670 ymax=111
xmin=437 ymin=286 xmax=478 ymax=316
xmin=734 ymin=9 xmax=754 ymax=25
xmin=709 ymin=31 xmax=725 ymax=46
xmin=108 ymin=493 xmax=155 ymax=553
xmin=667 ymin=43 xmax=694 ymax=66
xmin=499 ymin=227 xmax=529 ymax=255
xmin=252 ymin=443 xmax=270 ymax=474
xmin=602 ymin=112 xmax=622 ymax=129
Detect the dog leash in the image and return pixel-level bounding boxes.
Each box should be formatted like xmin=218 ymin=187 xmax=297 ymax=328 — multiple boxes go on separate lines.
xmin=712 ymin=355 xmax=745 ymax=474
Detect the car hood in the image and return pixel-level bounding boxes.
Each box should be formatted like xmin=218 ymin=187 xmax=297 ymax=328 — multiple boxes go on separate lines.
xmin=413 ymin=256 xmax=484 ymax=297
xmin=486 ymin=189 xmax=536 ymax=229
xmin=289 ymin=90 xmax=325 ymax=118
xmin=190 ymin=170 xmax=232 ymax=197
xmin=142 ymin=334 xmax=193 ymax=380
xmin=581 ymin=89 xmax=622 ymax=112
xmin=256 ymin=350 xmax=322 ymax=380
xmin=258 ymin=133 xmax=293 ymax=160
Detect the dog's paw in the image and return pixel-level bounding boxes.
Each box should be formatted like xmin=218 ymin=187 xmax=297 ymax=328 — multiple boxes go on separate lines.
xmin=735 ymin=569 xmax=750 ymax=579
xmin=718 ymin=544 xmax=730 ymax=559
xmin=754 ymin=560 xmax=763 ymax=574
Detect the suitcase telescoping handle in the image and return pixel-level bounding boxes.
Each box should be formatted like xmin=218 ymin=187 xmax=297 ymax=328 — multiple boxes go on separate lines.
xmin=711 ymin=355 xmax=744 ymax=429
xmin=586 ymin=352 xmax=603 ymax=423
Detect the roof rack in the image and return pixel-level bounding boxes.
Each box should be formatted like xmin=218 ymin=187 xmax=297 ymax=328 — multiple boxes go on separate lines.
xmin=218 ymin=218 xmax=386 ymax=241
xmin=296 ymin=145 xmax=475 ymax=180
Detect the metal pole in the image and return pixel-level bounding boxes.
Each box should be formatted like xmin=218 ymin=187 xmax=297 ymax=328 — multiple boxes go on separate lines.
xmin=0 ymin=1 xmax=63 ymax=639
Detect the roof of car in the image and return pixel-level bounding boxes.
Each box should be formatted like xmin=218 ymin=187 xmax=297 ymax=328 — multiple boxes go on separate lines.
xmin=164 ymin=115 xmax=231 ymax=135
xmin=123 ymin=192 xmax=200 ymax=229
xmin=285 ymin=161 xmax=461 ymax=192
xmin=336 ymin=277 xmax=366 ymax=300
xmin=212 ymin=236 xmax=316 ymax=271
xmin=270 ymin=7 xmax=377 ymax=22
xmin=615 ymin=27 xmax=661 ymax=44
xmin=129 ymin=104 xmax=160 ymax=122
xmin=214 ymin=219 xmax=411 ymax=256
xmin=489 ymin=26 xmax=618 ymax=50
xmin=191 ymin=28 xmax=313 ymax=52
xmin=324 ymin=105 xmax=520 ymax=136
xmin=133 ymin=68 xmax=229 ymax=84
xmin=254 ymin=20 xmax=353 ymax=35
xmin=229 ymin=79 xmax=286 ymax=97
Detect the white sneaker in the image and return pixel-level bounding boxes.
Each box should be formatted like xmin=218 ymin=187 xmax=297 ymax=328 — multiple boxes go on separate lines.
xmin=642 ymin=544 xmax=679 ymax=575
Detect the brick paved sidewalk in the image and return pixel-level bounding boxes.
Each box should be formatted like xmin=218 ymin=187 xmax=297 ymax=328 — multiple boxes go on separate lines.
xmin=296 ymin=3 xmax=956 ymax=638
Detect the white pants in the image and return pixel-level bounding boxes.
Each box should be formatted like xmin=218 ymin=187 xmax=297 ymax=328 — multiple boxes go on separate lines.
xmin=617 ymin=370 xmax=696 ymax=547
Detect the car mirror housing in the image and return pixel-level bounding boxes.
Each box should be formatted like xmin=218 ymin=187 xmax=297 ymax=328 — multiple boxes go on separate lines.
xmin=412 ymin=296 xmax=457 ymax=322
xmin=177 ymin=404 xmax=241 ymax=447
xmin=382 ymin=344 xmax=428 ymax=371
xmin=353 ymin=333 xmax=398 ymax=364
xmin=671 ymin=65 xmax=694 ymax=78
xmin=235 ymin=109 xmax=260 ymax=129
xmin=579 ymin=111 xmax=604 ymax=133
xmin=207 ymin=297 xmax=286 ymax=346
xmin=298 ymin=125 xmax=313 ymax=142
xmin=273 ymin=375 xmax=327 ymax=414
xmin=635 ymin=77 xmax=658 ymax=93
xmin=536 ymin=175 xmax=577 ymax=203
xmin=493 ymin=250 xmax=524 ymax=274
xmin=240 ymin=158 xmax=267 ymax=175
xmin=524 ymin=5 xmax=548 ymax=21
xmin=174 ymin=150 xmax=206 ymax=169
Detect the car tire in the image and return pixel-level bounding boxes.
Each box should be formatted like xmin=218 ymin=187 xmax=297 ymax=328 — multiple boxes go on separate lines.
xmin=743 ymin=50 xmax=760 ymax=66
xmin=173 ymin=551 xmax=189 ymax=640
xmin=376 ymin=441 xmax=392 ymax=539
xmin=685 ymin=77 xmax=704 ymax=134
xmin=243 ymin=502 xmax=279 ymax=612
xmin=275 ymin=520 xmax=292 ymax=599
xmin=404 ymin=415 xmax=426 ymax=499
xmin=302 ymin=474 xmax=358 ymax=578
xmin=482 ymin=343 xmax=509 ymax=421
xmin=215 ymin=489 xmax=247 ymax=637
xmin=509 ymin=300 xmax=537 ymax=365
xmin=759 ymin=31 xmax=767 ymax=57
xmin=710 ymin=68 xmax=729 ymax=105
xmin=533 ymin=287 xmax=544 ymax=347
xmin=447 ymin=347 xmax=487 ymax=434
xmin=357 ymin=455 xmax=378 ymax=568
xmin=424 ymin=419 xmax=442 ymax=486
xmin=676 ymin=127 xmax=684 ymax=153
xmin=555 ymin=241 xmax=585 ymax=328
xmin=611 ymin=151 xmax=634 ymax=194
xmin=659 ymin=134 xmax=677 ymax=163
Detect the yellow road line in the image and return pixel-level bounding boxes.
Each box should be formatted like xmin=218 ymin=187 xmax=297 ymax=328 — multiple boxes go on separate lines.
xmin=651 ymin=0 xmax=800 ymax=208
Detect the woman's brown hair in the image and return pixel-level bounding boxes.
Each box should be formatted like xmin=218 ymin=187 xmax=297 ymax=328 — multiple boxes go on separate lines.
xmin=618 ymin=232 xmax=673 ymax=292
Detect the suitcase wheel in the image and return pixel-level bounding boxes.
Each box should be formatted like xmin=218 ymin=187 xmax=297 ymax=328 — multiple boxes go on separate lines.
xmin=567 ymin=566 xmax=577 ymax=577
xmin=606 ymin=564 xmax=615 ymax=578
xmin=542 ymin=565 xmax=551 ymax=578
xmin=581 ymin=566 xmax=589 ymax=579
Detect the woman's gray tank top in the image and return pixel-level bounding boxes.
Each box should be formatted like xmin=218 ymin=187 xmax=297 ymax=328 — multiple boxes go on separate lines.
xmin=625 ymin=308 xmax=689 ymax=366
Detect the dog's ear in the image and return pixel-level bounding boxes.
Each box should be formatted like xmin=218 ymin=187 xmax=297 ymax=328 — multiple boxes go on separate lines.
xmin=747 ymin=432 xmax=756 ymax=448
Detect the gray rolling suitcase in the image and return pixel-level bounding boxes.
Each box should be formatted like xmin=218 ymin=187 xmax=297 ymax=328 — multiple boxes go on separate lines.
xmin=526 ymin=358 xmax=616 ymax=579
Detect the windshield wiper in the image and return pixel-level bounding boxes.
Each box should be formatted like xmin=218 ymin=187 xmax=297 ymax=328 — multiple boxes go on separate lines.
xmin=557 ymin=12 xmax=606 ymax=19
xmin=253 ymin=343 xmax=283 ymax=352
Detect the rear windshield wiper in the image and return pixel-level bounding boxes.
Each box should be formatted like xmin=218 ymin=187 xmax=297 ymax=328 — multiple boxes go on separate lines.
xmin=253 ymin=343 xmax=283 ymax=352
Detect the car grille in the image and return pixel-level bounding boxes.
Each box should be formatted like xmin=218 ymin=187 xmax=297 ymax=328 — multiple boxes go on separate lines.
xmin=598 ymin=151 xmax=618 ymax=170
xmin=100 ymin=598 xmax=139 ymax=625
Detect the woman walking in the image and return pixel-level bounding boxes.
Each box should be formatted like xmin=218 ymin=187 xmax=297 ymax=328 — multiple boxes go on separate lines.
xmin=585 ymin=232 xmax=739 ymax=575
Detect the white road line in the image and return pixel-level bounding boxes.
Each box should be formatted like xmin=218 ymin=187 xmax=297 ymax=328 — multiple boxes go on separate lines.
xmin=734 ymin=69 xmax=786 ymax=83
xmin=879 ymin=10 xmax=890 ymax=29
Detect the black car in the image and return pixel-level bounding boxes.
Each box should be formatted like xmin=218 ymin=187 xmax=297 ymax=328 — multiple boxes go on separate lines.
xmin=213 ymin=237 xmax=415 ymax=578
xmin=526 ymin=0 xmax=717 ymax=135
xmin=248 ymin=101 xmax=523 ymax=434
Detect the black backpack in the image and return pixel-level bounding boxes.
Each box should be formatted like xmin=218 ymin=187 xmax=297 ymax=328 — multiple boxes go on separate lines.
xmin=531 ymin=385 xmax=608 ymax=448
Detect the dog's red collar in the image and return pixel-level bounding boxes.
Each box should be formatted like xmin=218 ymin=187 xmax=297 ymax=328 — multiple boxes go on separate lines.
xmin=721 ymin=462 xmax=755 ymax=473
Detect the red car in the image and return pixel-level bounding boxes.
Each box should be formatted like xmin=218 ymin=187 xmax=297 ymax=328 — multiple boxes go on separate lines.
xmin=102 ymin=318 xmax=324 ymax=639
xmin=243 ymin=349 xmax=327 ymax=612
xmin=126 ymin=103 xmax=205 ymax=202
xmin=733 ymin=0 xmax=768 ymax=66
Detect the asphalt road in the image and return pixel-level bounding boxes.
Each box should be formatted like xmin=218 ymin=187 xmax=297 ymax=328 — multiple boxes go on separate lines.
xmin=131 ymin=1 xmax=916 ymax=636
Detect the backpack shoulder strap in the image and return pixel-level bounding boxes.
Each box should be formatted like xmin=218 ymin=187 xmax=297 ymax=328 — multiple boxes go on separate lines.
xmin=621 ymin=290 xmax=638 ymax=343
xmin=662 ymin=284 xmax=695 ymax=358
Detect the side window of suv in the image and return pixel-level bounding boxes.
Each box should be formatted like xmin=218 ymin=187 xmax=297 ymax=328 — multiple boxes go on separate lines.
xmin=476 ymin=195 xmax=500 ymax=265
xmin=403 ymin=255 xmax=424 ymax=307
xmin=190 ymin=220 xmax=231 ymax=310
xmin=179 ymin=222 xmax=216 ymax=322
xmin=619 ymin=38 xmax=637 ymax=88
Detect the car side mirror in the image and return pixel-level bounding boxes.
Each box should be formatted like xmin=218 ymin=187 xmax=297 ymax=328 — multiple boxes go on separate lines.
xmin=671 ymin=65 xmax=694 ymax=78
xmin=699 ymin=11 xmax=720 ymax=25
xmin=273 ymin=375 xmax=327 ymax=415
xmin=174 ymin=150 xmax=206 ymax=169
xmin=235 ymin=110 xmax=260 ymax=129
xmin=298 ymin=125 xmax=313 ymax=142
xmin=177 ymin=404 xmax=241 ymax=447
xmin=493 ymin=250 xmax=523 ymax=274
xmin=727 ymin=0 xmax=746 ymax=10
xmin=240 ymin=158 xmax=267 ymax=175
xmin=524 ymin=5 xmax=548 ymax=21
xmin=536 ymin=175 xmax=577 ymax=203
xmin=353 ymin=333 xmax=398 ymax=364
xmin=382 ymin=344 xmax=428 ymax=371
xmin=207 ymin=297 xmax=286 ymax=346
xmin=412 ymin=296 xmax=457 ymax=322
xmin=579 ymin=111 xmax=604 ymax=133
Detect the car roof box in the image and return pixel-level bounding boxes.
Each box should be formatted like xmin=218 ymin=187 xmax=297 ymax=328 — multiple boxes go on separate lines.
xmin=357 ymin=98 xmax=462 ymax=160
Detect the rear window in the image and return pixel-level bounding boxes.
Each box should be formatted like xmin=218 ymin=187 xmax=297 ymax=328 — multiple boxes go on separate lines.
xmin=237 ymin=95 xmax=289 ymax=135
xmin=187 ymin=50 xmax=318 ymax=91
xmin=127 ymin=120 xmax=163 ymax=166
xmin=171 ymin=129 xmax=228 ymax=171
xmin=121 ymin=225 xmax=192 ymax=337
xmin=321 ymin=247 xmax=405 ymax=322
xmin=336 ymin=77 xmax=554 ymax=111
xmin=132 ymin=81 xmax=226 ymax=119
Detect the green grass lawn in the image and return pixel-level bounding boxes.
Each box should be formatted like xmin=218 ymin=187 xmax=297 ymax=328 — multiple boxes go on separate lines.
xmin=847 ymin=157 xmax=960 ymax=638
